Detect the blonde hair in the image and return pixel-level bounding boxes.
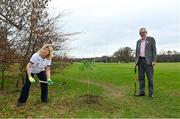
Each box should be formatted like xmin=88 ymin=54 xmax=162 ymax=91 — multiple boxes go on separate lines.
xmin=38 ymin=44 xmax=53 ymax=60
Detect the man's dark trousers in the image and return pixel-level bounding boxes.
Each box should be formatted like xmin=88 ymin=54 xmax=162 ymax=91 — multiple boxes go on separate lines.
xmin=138 ymin=57 xmax=154 ymax=95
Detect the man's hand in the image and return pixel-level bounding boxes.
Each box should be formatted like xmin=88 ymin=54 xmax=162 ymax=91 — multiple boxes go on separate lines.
xmin=47 ymin=79 xmax=53 ymax=85
xmin=29 ymin=76 xmax=36 ymax=83
xmin=152 ymin=61 xmax=156 ymax=66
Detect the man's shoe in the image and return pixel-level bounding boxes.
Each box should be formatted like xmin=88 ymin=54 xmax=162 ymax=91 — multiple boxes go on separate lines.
xmin=17 ymin=102 xmax=24 ymax=107
xmin=138 ymin=94 xmax=145 ymax=96
xmin=149 ymin=95 xmax=154 ymax=98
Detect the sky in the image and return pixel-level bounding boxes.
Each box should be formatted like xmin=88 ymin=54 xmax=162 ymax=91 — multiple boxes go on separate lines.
xmin=48 ymin=0 xmax=180 ymax=58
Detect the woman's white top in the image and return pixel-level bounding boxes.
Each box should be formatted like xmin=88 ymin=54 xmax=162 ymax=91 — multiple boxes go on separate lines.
xmin=29 ymin=53 xmax=51 ymax=74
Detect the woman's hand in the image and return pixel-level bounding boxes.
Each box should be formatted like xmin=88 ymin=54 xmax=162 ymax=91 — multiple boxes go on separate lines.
xmin=29 ymin=76 xmax=36 ymax=83
xmin=47 ymin=79 xmax=53 ymax=85
xmin=26 ymin=62 xmax=35 ymax=83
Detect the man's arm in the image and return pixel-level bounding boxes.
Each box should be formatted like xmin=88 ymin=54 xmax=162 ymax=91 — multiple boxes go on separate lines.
xmin=135 ymin=40 xmax=139 ymax=67
xmin=152 ymin=37 xmax=157 ymax=63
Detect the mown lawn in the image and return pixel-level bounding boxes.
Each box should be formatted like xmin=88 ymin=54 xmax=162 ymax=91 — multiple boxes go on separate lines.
xmin=0 ymin=63 xmax=180 ymax=118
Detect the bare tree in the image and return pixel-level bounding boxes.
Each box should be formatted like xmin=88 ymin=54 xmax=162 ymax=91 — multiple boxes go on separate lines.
xmin=0 ymin=26 xmax=16 ymax=90
xmin=0 ymin=0 xmax=78 ymax=88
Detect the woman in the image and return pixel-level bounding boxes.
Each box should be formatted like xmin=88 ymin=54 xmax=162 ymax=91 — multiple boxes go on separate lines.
xmin=17 ymin=44 xmax=53 ymax=107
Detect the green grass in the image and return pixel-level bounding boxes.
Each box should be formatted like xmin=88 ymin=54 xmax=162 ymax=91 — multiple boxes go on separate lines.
xmin=0 ymin=63 xmax=180 ymax=118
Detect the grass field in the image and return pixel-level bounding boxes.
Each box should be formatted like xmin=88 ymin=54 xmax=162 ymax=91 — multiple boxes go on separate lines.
xmin=0 ymin=63 xmax=180 ymax=118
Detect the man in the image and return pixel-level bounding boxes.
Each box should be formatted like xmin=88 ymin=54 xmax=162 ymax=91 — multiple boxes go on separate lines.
xmin=135 ymin=28 xmax=157 ymax=98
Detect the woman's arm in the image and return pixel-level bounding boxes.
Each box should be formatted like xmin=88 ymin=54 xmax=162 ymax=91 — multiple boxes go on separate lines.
xmin=26 ymin=62 xmax=32 ymax=78
xmin=46 ymin=66 xmax=51 ymax=80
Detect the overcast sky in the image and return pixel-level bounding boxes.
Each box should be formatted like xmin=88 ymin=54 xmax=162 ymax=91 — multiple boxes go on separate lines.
xmin=48 ymin=0 xmax=180 ymax=58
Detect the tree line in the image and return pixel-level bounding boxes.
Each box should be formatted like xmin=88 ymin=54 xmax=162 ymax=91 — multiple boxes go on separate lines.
xmin=74 ymin=47 xmax=180 ymax=63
